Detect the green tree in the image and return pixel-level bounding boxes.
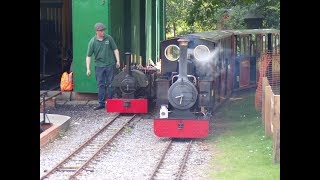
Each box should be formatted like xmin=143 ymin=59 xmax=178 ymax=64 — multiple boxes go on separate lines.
xmin=166 ymin=0 xmax=194 ymax=38
xmin=165 ymin=0 xmax=280 ymax=37
xmin=255 ymin=0 xmax=280 ymax=29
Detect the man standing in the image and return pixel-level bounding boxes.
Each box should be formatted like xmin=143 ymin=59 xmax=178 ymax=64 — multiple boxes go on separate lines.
xmin=86 ymin=22 xmax=121 ymax=110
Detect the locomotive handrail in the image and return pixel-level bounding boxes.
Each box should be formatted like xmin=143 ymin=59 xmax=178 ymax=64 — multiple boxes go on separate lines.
xmin=171 ymin=75 xmax=178 ymax=84
xmin=187 ymin=75 xmax=197 ymax=86
xmin=171 ymin=74 xmax=197 ymax=86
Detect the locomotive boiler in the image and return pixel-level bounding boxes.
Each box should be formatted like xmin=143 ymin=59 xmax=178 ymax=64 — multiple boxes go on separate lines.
xmin=106 ymin=52 xmax=157 ymax=113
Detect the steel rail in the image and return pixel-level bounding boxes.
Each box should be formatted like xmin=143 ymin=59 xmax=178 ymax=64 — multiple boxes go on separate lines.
xmin=68 ymin=114 xmax=137 ymax=179
xmin=176 ymin=140 xmax=193 ymax=180
xmin=149 ymin=139 xmax=173 ymax=180
xmin=40 ymin=113 xmax=125 ymax=180
xmin=149 ymin=139 xmax=193 ymax=180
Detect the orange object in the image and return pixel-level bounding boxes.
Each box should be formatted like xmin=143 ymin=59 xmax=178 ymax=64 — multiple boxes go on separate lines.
xmin=60 ymin=72 xmax=73 ymax=91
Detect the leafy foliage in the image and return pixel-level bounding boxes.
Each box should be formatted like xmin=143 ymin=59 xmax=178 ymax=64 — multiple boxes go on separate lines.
xmin=165 ymin=0 xmax=280 ymax=38
xmin=166 ymin=0 xmax=194 ymax=37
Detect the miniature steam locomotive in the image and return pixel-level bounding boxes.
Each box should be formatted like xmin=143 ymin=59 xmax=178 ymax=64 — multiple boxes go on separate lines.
xmin=154 ymin=38 xmax=213 ymax=138
xmin=106 ymin=52 xmax=157 ymax=113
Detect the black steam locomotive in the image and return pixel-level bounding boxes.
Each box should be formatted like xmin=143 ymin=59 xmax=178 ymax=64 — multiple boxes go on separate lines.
xmin=154 ymin=38 xmax=213 ymax=138
xmin=106 ymin=52 xmax=157 ymax=113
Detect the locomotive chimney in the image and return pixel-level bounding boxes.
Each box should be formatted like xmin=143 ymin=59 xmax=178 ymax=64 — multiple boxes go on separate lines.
xmin=177 ymin=38 xmax=189 ymax=79
xmin=125 ymin=52 xmax=132 ymax=75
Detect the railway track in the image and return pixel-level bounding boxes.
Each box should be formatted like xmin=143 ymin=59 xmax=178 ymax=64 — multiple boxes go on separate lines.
xmin=149 ymin=139 xmax=193 ymax=180
xmin=40 ymin=114 xmax=139 ymax=180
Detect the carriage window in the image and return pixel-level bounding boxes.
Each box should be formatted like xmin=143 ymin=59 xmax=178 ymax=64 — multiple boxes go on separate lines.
xmin=164 ymin=45 xmax=180 ymax=61
xmin=262 ymin=35 xmax=266 ymax=52
xmin=235 ymin=36 xmax=240 ymax=56
xmin=244 ymin=36 xmax=250 ymax=55
xmin=273 ymin=34 xmax=280 ymax=54
xmin=226 ymin=37 xmax=231 ymax=63
xmin=241 ymin=37 xmax=244 ymax=56
xmin=255 ymin=35 xmax=261 ymax=57
xmin=246 ymin=36 xmax=250 ymax=56
xmin=194 ymin=45 xmax=210 ymax=61
xmin=273 ymin=35 xmax=276 ymax=52
xmin=251 ymin=34 xmax=256 ymax=56
xmin=276 ymin=34 xmax=280 ymax=53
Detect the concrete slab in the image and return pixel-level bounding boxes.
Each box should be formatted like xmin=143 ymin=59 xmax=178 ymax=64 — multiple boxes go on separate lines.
xmin=40 ymin=113 xmax=71 ymax=148
xmin=40 ymin=90 xmax=98 ymax=101
xmin=56 ymin=100 xmax=68 ymax=105
xmin=40 ymin=91 xmax=72 ymax=100
xmin=87 ymin=100 xmax=99 ymax=105
xmin=64 ymin=100 xmax=89 ymax=105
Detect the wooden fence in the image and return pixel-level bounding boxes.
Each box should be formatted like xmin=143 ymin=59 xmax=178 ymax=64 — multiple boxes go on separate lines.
xmin=261 ymin=77 xmax=280 ymax=163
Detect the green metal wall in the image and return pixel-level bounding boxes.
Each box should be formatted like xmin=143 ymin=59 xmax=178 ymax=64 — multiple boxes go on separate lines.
xmin=146 ymin=0 xmax=165 ymax=66
xmin=131 ymin=1 xmax=141 ymax=65
xmin=72 ymin=0 xmax=165 ymax=93
xmin=145 ymin=0 xmax=152 ymax=66
xmin=72 ymin=0 xmax=110 ymax=93
xmin=110 ymin=0 xmax=125 ymax=67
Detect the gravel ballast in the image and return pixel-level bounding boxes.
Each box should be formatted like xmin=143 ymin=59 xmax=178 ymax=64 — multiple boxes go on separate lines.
xmin=40 ymin=102 xmax=213 ymax=179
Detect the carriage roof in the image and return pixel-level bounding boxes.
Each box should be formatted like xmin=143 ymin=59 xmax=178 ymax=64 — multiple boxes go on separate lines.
xmin=229 ymin=29 xmax=280 ymax=35
xmin=186 ymin=29 xmax=280 ymax=42
xmin=187 ymin=30 xmax=233 ymax=42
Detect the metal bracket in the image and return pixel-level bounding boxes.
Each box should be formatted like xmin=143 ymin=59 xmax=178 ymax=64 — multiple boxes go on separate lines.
xmin=123 ymin=100 xmax=131 ymax=108
xmin=178 ymin=122 xmax=184 ymax=129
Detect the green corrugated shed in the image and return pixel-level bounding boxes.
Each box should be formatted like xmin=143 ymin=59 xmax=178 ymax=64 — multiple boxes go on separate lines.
xmin=72 ymin=0 xmax=110 ymax=93
xmin=72 ymin=0 xmax=165 ymax=93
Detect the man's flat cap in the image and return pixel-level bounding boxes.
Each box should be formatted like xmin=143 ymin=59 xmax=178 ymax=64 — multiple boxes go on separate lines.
xmin=95 ymin=23 xmax=106 ymax=31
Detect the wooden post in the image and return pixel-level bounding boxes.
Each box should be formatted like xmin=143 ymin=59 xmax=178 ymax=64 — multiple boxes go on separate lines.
xmin=262 ymin=77 xmax=268 ymax=123
xmin=270 ymin=93 xmax=274 ymax=134
xmin=264 ymin=86 xmax=272 ymax=136
xmin=272 ymin=95 xmax=280 ymax=163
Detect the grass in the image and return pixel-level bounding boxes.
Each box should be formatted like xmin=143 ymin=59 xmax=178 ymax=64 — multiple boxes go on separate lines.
xmin=207 ymin=90 xmax=280 ymax=180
